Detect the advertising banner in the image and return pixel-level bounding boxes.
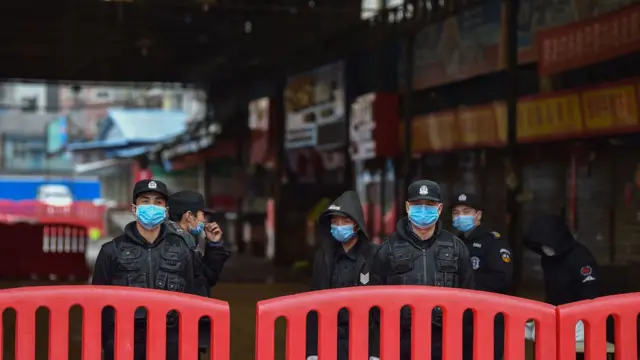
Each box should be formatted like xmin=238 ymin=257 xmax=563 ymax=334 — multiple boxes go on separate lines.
xmin=516 ymin=93 xmax=583 ymax=141
xmin=537 ymin=3 xmax=640 ymax=75
xmin=407 ymin=78 xmax=640 ymax=153
xmin=517 ymin=0 xmax=636 ymax=63
xmin=248 ymin=97 xmax=274 ymax=166
xmin=349 ymin=93 xmax=400 ymax=161
xmin=283 ymin=62 xmax=345 ymax=149
xmin=412 ymin=0 xmax=502 ymax=90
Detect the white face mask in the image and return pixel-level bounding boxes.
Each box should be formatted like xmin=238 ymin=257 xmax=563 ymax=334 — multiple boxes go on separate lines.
xmin=542 ymin=245 xmax=555 ymax=256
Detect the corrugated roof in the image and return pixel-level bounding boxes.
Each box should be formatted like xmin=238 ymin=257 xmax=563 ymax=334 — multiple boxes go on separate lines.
xmin=107 ymin=108 xmax=187 ymax=142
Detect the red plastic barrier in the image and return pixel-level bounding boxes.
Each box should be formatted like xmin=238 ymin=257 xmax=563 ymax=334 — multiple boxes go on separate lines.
xmin=0 ymin=223 xmax=90 ymax=281
xmin=0 ymin=200 xmax=106 ymax=230
xmin=0 ymin=286 xmax=230 ymax=360
xmin=557 ymin=293 xmax=637 ymax=360
xmin=255 ymin=286 xmax=556 ymax=360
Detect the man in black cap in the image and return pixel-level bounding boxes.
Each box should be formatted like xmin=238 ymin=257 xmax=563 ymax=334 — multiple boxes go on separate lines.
xmin=369 ymin=180 xmax=474 ymax=360
xmin=92 ymin=179 xmax=208 ymax=360
xmin=167 ymin=190 xmax=231 ymax=356
xmin=451 ymin=192 xmax=513 ymax=360
xmin=167 ymin=190 xmax=231 ymax=292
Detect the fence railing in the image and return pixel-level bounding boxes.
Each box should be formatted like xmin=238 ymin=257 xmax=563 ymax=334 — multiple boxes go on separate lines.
xmin=0 ymin=285 xmax=632 ymax=360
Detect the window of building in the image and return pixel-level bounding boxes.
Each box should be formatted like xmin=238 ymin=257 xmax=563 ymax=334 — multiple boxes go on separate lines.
xmin=361 ymin=0 xmax=380 ymax=19
xmin=20 ymin=97 xmax=38 ymax=112
xmin=13 ymin=142 xmax=28 ymax=159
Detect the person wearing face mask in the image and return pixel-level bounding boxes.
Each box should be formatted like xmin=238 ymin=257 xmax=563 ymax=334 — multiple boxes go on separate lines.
xmin=451 ymin=192 xmax=513 ymax=294
xmin=370 ymin=180 xmax=474 ymax=360
xmin=451 ymin=192 xmax=512 ymax=360
xmin=166 ymin=190 xmax=231 ymax=356
xmin=524 ymin=214 xmax=601 ymax=306
xmin=167 ymin=190 xmax=231 ymax=292
xmin=306 ymin=190 xmax=378 ymax=360
xmin=92 ymin=180 xmax=208 ymax=360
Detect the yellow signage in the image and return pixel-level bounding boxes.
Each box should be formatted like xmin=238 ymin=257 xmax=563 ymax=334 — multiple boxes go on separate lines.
xmin=582 ymin=85 xmax=638 ymax=130
xmin=517 ymin=94 xmax=582 ymax=141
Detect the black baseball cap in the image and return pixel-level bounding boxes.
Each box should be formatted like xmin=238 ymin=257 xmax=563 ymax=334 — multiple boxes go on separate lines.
xmin=168 ymin=190 xmax=214 ymax=220
xmin=407 ymin=180 xmax=442 ymax=202
xmin=132 ymin=179 xmax=169 ymax=203
xmin=451 ymin=192 xmax=483 ymax=211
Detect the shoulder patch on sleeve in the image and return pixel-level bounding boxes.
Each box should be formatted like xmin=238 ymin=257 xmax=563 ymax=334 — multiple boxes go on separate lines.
xmin=580 ymin=265 xmax=596 ymax=282
xmin=491 ymin=231 xmax=501 ymax=239
xmin=500 ymin=248 xmax=511 ymax=263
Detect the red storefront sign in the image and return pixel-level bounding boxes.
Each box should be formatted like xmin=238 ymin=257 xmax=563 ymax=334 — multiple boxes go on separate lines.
xmin=537 ymin=4 xmax=640 ymax=76
xmin=132 ymin=162 xmax=153 ymax=183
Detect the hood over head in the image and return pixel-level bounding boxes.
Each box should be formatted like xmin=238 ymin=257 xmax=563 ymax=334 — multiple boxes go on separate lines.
xmin=318 ymin=190 xmax=368 ymax=243
xmin=524 ymin=214 xmax=575 ymax=256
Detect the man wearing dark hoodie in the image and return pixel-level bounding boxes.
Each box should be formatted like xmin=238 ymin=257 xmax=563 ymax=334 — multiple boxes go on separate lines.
xmin=92 ymin=180 xmax=207 ymax=360
xmin=524 ymin=214 xmax=615 ymax=360
xmin=306 ymin=190 xmax=378 ymax=360
xmin=370 ymin=180 xmax=474 ymax=360
xmin=524 ymin=213 xmax=600 ymax=305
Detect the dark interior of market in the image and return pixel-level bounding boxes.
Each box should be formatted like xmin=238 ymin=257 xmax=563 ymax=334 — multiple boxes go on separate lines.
xmin=1 ymin=0 xmax=640 ymax=359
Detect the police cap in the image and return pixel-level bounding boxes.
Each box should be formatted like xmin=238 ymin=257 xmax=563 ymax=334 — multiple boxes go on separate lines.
xmin=132 ymin=180 xmax=169 ymax=203
xmin=407 ymin=180 xmax=442 ymax=202
xmin=451 ymin=192 xmax=483 ymax=211
xmin=168 ymin=190 xmax=214 ymax=220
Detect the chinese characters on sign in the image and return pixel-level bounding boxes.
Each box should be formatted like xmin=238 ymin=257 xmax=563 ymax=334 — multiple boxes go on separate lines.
xmin=408 ymin=79 xmax=640 ymax=153
xmin=582 ymin=85 xmax=638 ymax=130
xmin=516 ymin=94 xmax=583 ymax=141
xmin=538 ymin=4 xmax=640 ymax=75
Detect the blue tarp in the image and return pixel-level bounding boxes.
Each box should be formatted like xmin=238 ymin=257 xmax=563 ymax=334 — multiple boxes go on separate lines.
xmin=67 ymin=108 xmax=188 ymax=153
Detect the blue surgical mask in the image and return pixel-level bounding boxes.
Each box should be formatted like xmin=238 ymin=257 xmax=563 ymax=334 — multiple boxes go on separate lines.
xmin=408 ymin=205 xmax=439 ymax=228
xmin=331 ymin=225 xmax=355 ymax=243
xmin=189 ymin=222 xmax=205 ymax=235
xmin=136 ymin=205 xmax=166 ymax=230
xmin=453 ymin=215 xmax=476 ymax=233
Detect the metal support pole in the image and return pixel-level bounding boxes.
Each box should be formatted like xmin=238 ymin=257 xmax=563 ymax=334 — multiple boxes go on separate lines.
xmin=505 ymin=0 xmax=522 ymax=292
xmin=400 ymin=33 xmax=415 ymax=211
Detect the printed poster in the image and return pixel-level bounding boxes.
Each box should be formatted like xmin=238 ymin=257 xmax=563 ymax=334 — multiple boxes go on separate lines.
xmin=412 ymin=0 xmax=502 ymax=90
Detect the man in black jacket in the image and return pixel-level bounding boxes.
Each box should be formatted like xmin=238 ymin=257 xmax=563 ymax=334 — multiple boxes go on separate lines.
xmin=524 ymin=213 xmax=613 ymax=360
xmin=524 ymin=213 xmax=600 ymax=305
xmin=92 ymin=179 xmax=208 ymax=360
xmin=167 ymin=190 xmax=231 ymax=293
xmin=167 ymin=190 xmax=231 ymax=355
xmin=451 ymin=192 xmax=513 ymax=360
xmin=306 ymin=190 xmax=378 ymax=360
xmin=370 ymin=180 xmax=474 ymax=360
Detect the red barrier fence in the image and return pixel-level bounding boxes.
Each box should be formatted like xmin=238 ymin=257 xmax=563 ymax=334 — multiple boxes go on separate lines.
xmin=255 ymin=286 xmax=556 ymax=360
xmin=0 ymin=200 xmax=106 ymax=229
xmin=0 ymin=286 xmax=635 ymax=359
xmin=0 ymin=286 xmax=230 ymax=360
xmin=557 ymin=293 xmax=637 ymax=360
xmin=0 ymin=223 xmax=91 ymax=281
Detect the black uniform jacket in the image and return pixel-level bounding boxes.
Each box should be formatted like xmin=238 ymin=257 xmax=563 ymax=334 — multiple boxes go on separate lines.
xmin=524 ymin=214 xmax=600 ymax=306
xmin=459 ymin=224 xmax=513 ymax=294
xmin=165 ymin=220 xmax=231 ymax=296
xmin=306 ymin=190 xmax=377 ymax=357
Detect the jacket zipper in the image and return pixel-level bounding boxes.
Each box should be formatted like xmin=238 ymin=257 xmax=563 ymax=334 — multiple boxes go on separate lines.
xmin=148 ymin=248 xmax=153 ymax=288
xmin=422 ymin=249 xmax=427 ymax=283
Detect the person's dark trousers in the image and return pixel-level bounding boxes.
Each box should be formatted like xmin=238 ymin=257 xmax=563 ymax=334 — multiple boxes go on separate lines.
xmin=493 ymin=314 xmax=505 ymax=360
xmin=400 ymin=326 xmax=473 ymax=360
xmin=102 ymin=322 xmax=182 ymax=360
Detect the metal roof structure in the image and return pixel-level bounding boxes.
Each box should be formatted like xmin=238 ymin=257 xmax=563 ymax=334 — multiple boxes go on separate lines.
xmin=0 ymin=0 xmax=483 ymax=90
